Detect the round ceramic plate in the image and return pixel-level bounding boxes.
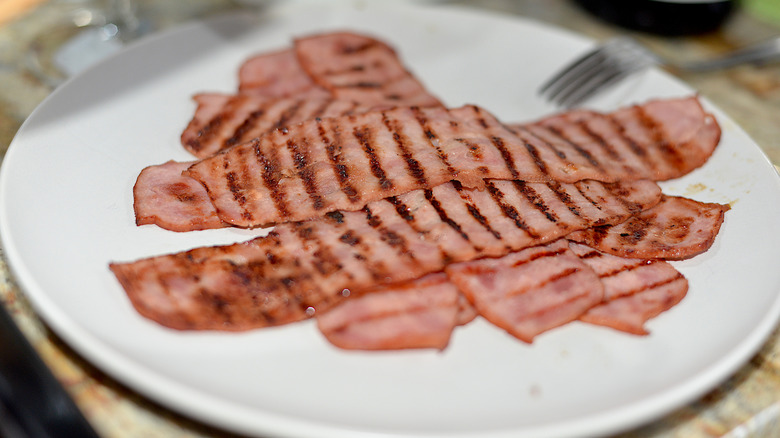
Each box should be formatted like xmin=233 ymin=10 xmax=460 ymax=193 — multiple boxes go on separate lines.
xmin=2 ymin=2 xmax=780 ymax=437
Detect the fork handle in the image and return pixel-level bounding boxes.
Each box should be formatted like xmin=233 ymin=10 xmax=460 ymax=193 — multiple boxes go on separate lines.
xmin=678 ymin=36 xmax=780 ymax=72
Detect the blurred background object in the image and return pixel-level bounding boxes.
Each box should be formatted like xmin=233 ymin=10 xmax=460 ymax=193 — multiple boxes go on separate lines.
xmin=20 ymin=0 xmax=145 ymax=87
xmin=0 ymin=0 xmax=47 ymax=25
xmin=572 ymin=0 xmax=737 ymax=35
xmin=744 ymin=0 xmax=780 ymax=25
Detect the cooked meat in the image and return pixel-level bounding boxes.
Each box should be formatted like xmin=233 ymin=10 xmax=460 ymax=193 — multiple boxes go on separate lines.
xmin=294 ymin=31 xmax=441 ymax=108
xmin=133 ymin=161 xmax=226 ymax=232
xmin=567 ymin=195 xmax=730 ymax=260
xmin=568 ymin=242 xmax=688 ymax=335
xmin=181 ymin=90 xmax=361 ymax=158
xmin=184 ymin=32 xmax=443 ymax=158
xmin=446 ymin=239 xmax=603 ymax=343
xmin=118 ymin=29 xmax=728 ymax=349
xmin=110 ymin=179 xmax=661 ymax=330
xmin=455 ymin=291 xmax=478 ymax=326
xmin=238 ymin=48 xmax=318 ymax=96
xmin=183 ymin=97 xmax=716 ymax=229
xmin=508 ymin=96 xmax=720 ymax=183
xmin=183 ymin=104 xmax=546 ymax=228
xmin=139 ymin=96 xmax=720 ymax=232
xmin=316 ymin=273 xmax=461 ymax=350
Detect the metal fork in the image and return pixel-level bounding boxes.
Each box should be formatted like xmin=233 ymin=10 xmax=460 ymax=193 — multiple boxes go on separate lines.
xmin=539 ymin=36 xmax=780 ymax=108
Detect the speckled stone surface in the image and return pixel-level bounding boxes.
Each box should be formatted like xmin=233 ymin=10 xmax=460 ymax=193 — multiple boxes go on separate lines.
xmin=1 ymin=1 xmax=780 ymax=437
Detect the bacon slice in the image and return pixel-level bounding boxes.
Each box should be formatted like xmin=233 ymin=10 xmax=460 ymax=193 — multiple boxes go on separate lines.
xmin=238 ymin=48 xmax=318 ymax=96
xmin=445 ymin=239 xmax=603 ymax=343
xmin=295 ymin=31 xmax=441 ymax=109
xmin=508 ymin=96 xmax=720 ymax=183
xmin=316 ymin=273 xmax=460 ymax=350
xmin=133 ymin=161 xmax=225 ymax=232
xmin=140 ymin=97 xmax=721 ymax=233
xmin=568 ymin=242 xmax=688 ymax=335
xmin=182 ymin=98 xmax=717 ymax=229
xmin=567 ymin=195 xmax=729 ymax=260
xmin=184 ymin=32 xmax=443 ymax=158
xmin=181 ymin=89 xmax=361 ymax=158
xmin=184 ymin=97 xmax=715 ymax=229
xmin=183 ymin=104 xmax=543 ymax=227
xmin=110 ymin=179 xmax=661 ymax=331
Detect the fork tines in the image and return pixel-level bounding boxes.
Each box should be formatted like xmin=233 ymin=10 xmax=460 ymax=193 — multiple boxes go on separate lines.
xmin=539 ymin=37 xmax=658 ymax=108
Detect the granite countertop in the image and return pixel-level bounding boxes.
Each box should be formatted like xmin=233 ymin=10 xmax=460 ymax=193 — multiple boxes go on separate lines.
xmin=1 ymin=1 xmax=780 ymax=437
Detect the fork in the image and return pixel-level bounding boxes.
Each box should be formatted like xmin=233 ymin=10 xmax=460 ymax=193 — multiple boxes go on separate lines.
xmin=539 ymin=35 xmax=780 ymax=108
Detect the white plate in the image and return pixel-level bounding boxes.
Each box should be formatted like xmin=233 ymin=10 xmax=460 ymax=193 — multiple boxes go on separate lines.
xmin=3 ymin=2 xmax=780 ymax=437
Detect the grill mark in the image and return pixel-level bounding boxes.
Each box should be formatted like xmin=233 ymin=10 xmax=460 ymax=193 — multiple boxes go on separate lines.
xmin=635 ymin=105 xmax=688 ymax=172
xmin=360 ymin=205 xmax=409 ymax=280
xmin=325 ymin=210 xmax=345 ymax=224
xmin=317 ymin=118 xmax=361 ymax=204
xmin=224 ymin=158 xmax=254 ymax=222
xmin=490 ymin=135 xmax=521 ymax=179
xmin=522 ymin=138 xmax=550 ymax=176
xmin=387 ymin=196 xmax=453 ymax=264
xmin=290 ymin=222 xmax=342 ymax=310
xmin=411 ymin=107 xmax=457 ymax=176
xmin=451 ymin=180 xmax=502 ymax=241
xmin=225 ymin=172 xmax=247 ymax=206
xmin=293 ymin=223 xmax=341 ymax=277
xmin=198 ymin=287 xmax=231 ymax=320
xmin=513 ymin=180 xmax=559 ymax=223
xmin=484 ymin=180 xmax=539 ymax=239
xmin=577 ymin=249 xmax=603 ymax=259
xmin=386 ymin=196 xmax=414 ymax=222
xmin=585 ymin=224 xmax=612 ymax=246
xmin=254 ymin=140 xmax=290 ymax=220
xmin=604 ymin=266 xmax=685 ymax=297
xmin=471 ymin=106 xmax=490 ymax=129
xmin=340 ymin=40 xmax=379 ymax=54
xmin=543 ymin=124 xmax=605 ymax=174
xmin=546 ymin=181 xmax=583 ymax=219
xmin=350 ymin=81 xmax=383 ymax=89
xmin=576 ymin=119 xmax=621 ymax=160
xmin=237 ymin=148 xmax=259 ymax=222
xmin=353 ymin=124 xmax=393 ymax=191
xmin=513 ymin=125 xmax=568 ymax=160
xmin=189 ymin=96 xmax=246 ymax=152
xmin=510 ymin=247 xmax=568 ymax=268
xmin=382 ymin=111 xmax=428 ymax=187
xmin=616 ymin=216 xmax=656 ymax=246
xmin=424 ymin=188 xmax=475 ymax=248
xmin=601 ymin=259 xmax=657 ymax=279
xmin=273 ymin=98 xmax=306 ymax=132
xmin=370 ymin=205 xmax=416 ymax=261
xmin=604 ymin=112 xmax=659 ymax=174
xmin=602 ymin=182 xmax=644 ymax=215
xmin=573 ymin=181 xmax=604 ymax=211
xmin=286 ymin=136 xmax=325 ymax=210
xmin=506 ymin=267 xmax=581 ymax=298
xmin=226 ymin=107 xmax=266 ymax=148
xmin=467 ymin=106 xmax=523 ymax=179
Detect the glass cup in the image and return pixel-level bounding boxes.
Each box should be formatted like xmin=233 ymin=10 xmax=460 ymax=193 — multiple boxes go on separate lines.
xmin=23 ymin=0 xmax=144 ymax=87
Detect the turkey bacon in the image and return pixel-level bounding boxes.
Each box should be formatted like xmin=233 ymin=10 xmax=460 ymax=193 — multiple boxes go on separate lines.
xmin=182 ymin=97 xmax=717 ymax=229
xmin=568 ymin=195 xmax=730 ymax=260
xmin=184 ymin=31 xmax=442 ymax=158
xmin=110 ymin=179 xmax=661 ymax=331
xmin=569 ymin=242 xmax=688 ymax=335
